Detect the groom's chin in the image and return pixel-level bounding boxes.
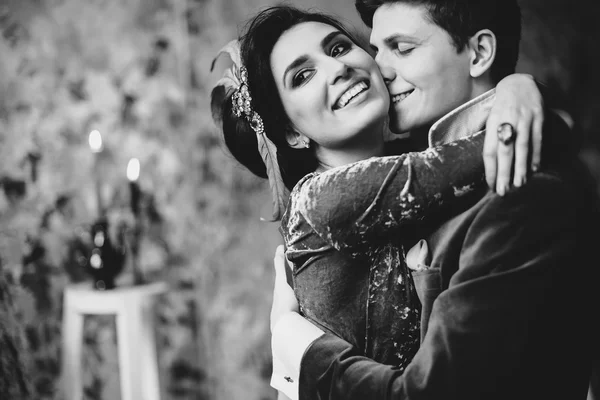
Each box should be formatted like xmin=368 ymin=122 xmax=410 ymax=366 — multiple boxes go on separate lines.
xmin=388 ymin=115 xmax=407 ymax=135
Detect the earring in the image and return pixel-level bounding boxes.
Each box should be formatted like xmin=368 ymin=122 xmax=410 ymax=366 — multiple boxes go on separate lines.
xmin=302 ymin=138 xmax=310 ymax=149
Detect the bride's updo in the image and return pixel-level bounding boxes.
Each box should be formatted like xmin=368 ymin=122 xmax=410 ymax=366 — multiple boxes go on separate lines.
xmin=212 ymin=6 xmax=360 ymax=190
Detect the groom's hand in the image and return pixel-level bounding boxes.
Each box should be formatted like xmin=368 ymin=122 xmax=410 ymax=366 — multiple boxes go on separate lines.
xmin=270 ymin=245 xmax=299 ymax=333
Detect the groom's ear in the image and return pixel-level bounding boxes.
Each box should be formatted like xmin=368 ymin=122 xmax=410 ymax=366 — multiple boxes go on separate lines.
xmin=468 ymin=29 xmax=497 ymax=79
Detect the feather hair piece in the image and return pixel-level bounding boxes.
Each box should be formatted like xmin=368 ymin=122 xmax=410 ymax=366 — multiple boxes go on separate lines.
xmin=210 ymin=40 xmax=289 ymax=221
xmin=251 ymin=114 xmax=290 ymax=221
xmin=210 ymin=40 xmax=242 ymax=123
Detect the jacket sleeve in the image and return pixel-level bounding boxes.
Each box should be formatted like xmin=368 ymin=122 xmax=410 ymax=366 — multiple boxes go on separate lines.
xmin=299 ymin=170 xmax=595 ymax=400
xmin=295 ymin=132 xmax=485 ymax=252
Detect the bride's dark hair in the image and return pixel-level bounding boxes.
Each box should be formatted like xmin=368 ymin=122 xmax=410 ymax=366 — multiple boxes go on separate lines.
xmin=213 ymin=5 xmax=361 ymax=190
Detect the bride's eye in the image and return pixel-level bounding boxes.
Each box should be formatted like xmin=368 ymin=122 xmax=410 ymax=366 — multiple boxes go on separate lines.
xmin=330 ymin=41 xmax=351 ymax=58
xmin=292 ymin=69 xmax=314 ymax=87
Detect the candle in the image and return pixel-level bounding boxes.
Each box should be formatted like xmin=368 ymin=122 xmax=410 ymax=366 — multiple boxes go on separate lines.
xmin=127 ymin=158 xmax=141 ymax=216
xmin=88 ymin=130 xmax=104 ymax=217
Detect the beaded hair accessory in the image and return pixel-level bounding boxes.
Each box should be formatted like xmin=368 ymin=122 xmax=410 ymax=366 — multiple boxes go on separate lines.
xmin=210 ymin=40 xmax=289 ymax=221
xmin=231 ymin=67 xmax=265 ymax=135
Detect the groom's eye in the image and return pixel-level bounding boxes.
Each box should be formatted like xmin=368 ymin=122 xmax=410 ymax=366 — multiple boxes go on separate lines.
xmin=396 ymin=45 xmax=415 ymax=55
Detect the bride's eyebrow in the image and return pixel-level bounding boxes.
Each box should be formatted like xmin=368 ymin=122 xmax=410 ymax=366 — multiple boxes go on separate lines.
xmin=320 ymin=30 xmax=345 ymax=49
xmin=282 ymin=30 xmax=345 ymax=87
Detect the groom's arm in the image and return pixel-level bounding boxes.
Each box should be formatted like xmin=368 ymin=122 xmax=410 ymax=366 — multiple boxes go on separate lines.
xmin=274 ymin=169 xmax=594 ymax=400
xmin=271 ymin=313 xmax=324 ymax=400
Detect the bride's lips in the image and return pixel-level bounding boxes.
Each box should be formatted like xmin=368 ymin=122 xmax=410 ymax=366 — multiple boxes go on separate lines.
xmin=332 ymin=79 xmax=370 ymax=110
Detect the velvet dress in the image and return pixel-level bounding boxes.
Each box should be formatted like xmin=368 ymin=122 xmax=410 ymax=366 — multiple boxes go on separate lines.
xmin=280 ymin=132 xmax=486 ymax=370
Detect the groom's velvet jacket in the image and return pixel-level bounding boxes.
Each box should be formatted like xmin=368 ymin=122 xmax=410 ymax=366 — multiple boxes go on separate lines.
xmin=298 ymin=90 xmax=600 ymax=400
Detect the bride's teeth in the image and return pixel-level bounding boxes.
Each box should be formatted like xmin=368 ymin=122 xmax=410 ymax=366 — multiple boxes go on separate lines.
xmin=337 ymin=81 xmax=368 ymax=109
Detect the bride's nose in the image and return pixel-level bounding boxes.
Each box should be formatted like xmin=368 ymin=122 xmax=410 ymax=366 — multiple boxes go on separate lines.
xmin=325 ymin=58 xmax=351 ymax=85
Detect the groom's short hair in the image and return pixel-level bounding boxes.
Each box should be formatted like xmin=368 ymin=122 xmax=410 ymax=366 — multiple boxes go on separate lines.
xmin=355 ymin=0 xmax=521 ymax=83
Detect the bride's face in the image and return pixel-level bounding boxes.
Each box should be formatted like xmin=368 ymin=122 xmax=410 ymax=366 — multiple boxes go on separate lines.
xmin=270 ymin=22 xmax=389 ymax=150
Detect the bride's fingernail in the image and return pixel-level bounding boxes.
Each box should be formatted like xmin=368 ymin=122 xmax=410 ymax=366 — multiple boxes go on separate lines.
xmin=515 ymin=177 xmax=523 ymax=187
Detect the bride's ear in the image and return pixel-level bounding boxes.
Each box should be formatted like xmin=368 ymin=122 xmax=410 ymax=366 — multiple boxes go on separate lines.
xmin=286 ymin=128 xmax=310 ymax=149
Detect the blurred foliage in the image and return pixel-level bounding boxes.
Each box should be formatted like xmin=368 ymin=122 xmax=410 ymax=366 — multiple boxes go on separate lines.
xmin=0 ymin=0 xmax=598 ymax=399
xmin=0 ymin=0 xmax=281 ymax=398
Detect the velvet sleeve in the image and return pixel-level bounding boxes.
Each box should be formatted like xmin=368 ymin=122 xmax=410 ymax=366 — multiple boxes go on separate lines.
xmin=294 ymin=132 xmax=485 ymax=252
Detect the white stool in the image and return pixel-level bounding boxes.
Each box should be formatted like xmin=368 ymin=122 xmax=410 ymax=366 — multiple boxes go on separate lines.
xmin=61 ymin=282 xmax=168 ymax=400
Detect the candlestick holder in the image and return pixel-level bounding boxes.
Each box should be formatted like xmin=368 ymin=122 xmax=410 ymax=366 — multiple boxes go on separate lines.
xmin=129 ymin=217 xmax=145 ymax=285
xmin=127 ymin=157 xmax=145 ymax=285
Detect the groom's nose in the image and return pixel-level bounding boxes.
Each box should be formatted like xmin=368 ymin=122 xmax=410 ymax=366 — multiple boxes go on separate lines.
xmin=374 ymin=51 xmax=396 ymax=85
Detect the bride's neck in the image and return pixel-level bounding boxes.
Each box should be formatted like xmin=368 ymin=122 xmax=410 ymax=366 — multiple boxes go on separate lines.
xmin=314 ymin=134 xmax=385 ymax=173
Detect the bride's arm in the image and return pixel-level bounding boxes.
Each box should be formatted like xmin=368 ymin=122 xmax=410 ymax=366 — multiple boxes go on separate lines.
xmin=294 ymin=131 xmax=486 ymax=252
xmin=485 ymin=73 xmax=573 ymax=194
xmin=297 ymin=75 xmax=554 ymax=252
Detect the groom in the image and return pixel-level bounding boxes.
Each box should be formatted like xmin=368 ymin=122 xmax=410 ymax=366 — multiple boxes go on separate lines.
xmin=270 ymin=0 xmax=599 ymax=399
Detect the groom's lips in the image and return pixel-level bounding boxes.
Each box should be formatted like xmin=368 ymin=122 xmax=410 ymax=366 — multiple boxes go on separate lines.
xmin=391 ymin=89 xmax=414 ymax=104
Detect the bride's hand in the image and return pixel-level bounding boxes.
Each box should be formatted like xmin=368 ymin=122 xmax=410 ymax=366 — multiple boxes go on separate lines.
xmin=270 ymin=245 xmax=299 ymax=333
xmin=484 ymin=74 xmax=544 ymax=195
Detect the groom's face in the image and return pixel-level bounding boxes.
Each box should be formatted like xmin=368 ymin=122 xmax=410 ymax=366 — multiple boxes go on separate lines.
xmin=370 ymin=3 xmax=475 ymax=134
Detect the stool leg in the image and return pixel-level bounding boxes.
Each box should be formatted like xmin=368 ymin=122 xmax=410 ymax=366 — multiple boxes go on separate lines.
xmin=139 ymin=299 xmax=161 ymax=400
xmin=62 ymin=302 xmax=84 ymax=400
xmin=117 ymin=305 xmax=142 ymax=400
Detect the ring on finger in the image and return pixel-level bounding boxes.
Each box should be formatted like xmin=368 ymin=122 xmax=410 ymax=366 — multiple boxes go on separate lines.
xmin=497 ymin=122 xmax=516 ymax=145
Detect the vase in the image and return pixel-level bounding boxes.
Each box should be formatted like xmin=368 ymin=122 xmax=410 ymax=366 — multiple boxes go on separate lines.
xmin=87 ymin=217 xmax=126 ymax=290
